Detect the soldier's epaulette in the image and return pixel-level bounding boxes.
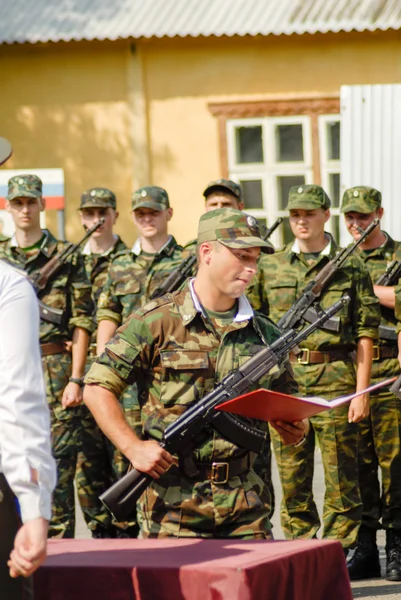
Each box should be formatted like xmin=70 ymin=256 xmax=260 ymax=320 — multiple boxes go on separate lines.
xmin=110 ymin=248 xmax=135 ymax=262
xmin=136 ymin=292 xmax=176 ymax=317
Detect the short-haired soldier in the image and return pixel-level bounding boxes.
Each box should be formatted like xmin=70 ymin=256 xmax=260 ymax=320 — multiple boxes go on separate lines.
xmin=84 ymin=208 xmax=307 ymax=538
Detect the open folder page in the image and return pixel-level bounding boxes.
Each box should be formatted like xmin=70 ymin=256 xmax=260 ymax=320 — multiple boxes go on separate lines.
xmin=216 ymin=377 xmax=397 ymax=422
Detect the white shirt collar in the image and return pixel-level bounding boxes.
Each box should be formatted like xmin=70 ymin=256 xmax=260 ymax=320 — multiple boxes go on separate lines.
xmin=82 ymin=234 xmax=118 ymax=256
xmin=131 ymin=235 xmax=172 ymax=256
xmin=291 ymin=233 xmax=332 ymax=256
xmin=189 ymin=278 xmax=253 ymax=323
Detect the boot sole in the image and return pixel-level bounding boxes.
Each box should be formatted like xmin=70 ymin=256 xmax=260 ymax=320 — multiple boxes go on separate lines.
xmin=386 ymin=572 xmax=401 ymax=582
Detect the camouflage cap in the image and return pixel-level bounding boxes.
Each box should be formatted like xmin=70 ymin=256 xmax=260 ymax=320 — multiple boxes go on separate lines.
xmin=80 ymin=187 xmax=117 ymax=209
xmin=6 ymin=174 xmax=42 ymax=201
xmin=131 ymin=186 xmax=170 ymax=211
xmin=340 ymin=186 xmax=382 ymax=214
xmin=286 ymin=184 xmax=331 ymax=211
xmin=203 ymin=179 xmax=242 ymax=201
xmin=197 ymin=208 xmax=274 ymax=254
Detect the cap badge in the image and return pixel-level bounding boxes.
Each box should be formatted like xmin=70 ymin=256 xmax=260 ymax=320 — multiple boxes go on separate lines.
xmin=141 ymin=190 xmax=147 ymax=198
xmin=18 ymin=178 xmax=24 ymax=184
xmin=247 ymin=216 xmax=257 ymax=227
xmin=90 ymin=190 xmax=96 ymax=196
xmin=297 ymin=187 xmax=303 ymax=193
xmin=353 ymin=191 xmax=359 ymax=197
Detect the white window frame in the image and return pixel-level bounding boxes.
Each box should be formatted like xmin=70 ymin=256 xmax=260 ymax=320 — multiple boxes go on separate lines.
xmin=318 ymin=114 xmax=341 ymax=240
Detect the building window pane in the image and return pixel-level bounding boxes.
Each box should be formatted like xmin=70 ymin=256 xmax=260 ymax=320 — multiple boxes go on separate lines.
xmin=275 ymin=124 xmax=304 ymax=162
xmin=326 ymin=121 xmax=340 ymax=160
xmin=277 ymin=175 xmax=305 ymax=210
xmin=282 ymin=218 xmax=293 ymax=246
xmin=235 ymin=126 xmax=263 ymax=164
xmin=240 ymin=179 xmax=263 ymax=209
xmin=328 ymin=173 xmax=340 ymax=208
xmin=330 ymin=215 xmax=340 ymax=243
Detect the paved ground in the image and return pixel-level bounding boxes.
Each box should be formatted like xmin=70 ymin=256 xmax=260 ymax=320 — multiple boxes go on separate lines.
xmin=75 ymin=450 xmax=401 ymax=599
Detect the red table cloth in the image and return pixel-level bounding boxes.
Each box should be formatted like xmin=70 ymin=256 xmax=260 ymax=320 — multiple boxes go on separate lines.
xmin=34 ymin=538 xmax=352 ymax=600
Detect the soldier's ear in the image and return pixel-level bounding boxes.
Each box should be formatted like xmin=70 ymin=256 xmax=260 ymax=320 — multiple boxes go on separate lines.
xmin=39 ymin=197 xmax=46 ymax=211
xmin=166 ymin=207 xmax=173 ymax=221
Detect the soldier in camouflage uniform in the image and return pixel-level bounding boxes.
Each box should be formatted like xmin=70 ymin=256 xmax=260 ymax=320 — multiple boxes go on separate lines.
xmin=255 ymin=184 xmax=381 ymax=551
xmin=340 ymin=187 xmax=401 ymax=581
xmin=0 ymin=174 xmax=94 ymax=538
xmin=84 ymin=208 xmax=307 ymax=539
xmin=95 ymin=186 xmax=183 ymax=535
xmin=183 ymin=179 xmax=244 ymax=257
xmin=75 ymin=187 xmax=127 ymax=538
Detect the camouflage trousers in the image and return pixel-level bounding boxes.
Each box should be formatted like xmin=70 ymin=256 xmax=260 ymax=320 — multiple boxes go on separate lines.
xmin=271 ymin=360 xmax=362 ymax=549
xmin=75 ymin=356 xmax=141 ymax=535
xmin=138 ymin=465 xmax=272 ymax=539
xmin=42 ymin=351 xmax=82 ymax=539
xmin=357 ymin=358 xmax=401 ymax=530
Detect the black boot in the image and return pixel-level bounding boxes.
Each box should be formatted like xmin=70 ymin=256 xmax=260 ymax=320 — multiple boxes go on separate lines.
xmin=347 ymin=526 xmax=381 ymax=581
xmin=386 ymin=529 xmax=401 ymax=581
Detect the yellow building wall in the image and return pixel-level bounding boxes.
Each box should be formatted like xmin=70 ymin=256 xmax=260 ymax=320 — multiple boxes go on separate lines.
xmin=1 ymin=31 xmax=401 ymax=245
xmin=0 ymin=40 xmax=135 ymax=243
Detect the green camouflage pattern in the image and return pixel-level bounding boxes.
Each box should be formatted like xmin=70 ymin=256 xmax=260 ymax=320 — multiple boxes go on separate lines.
xmin=197 ymin=208 xmax=274 ymax=254
xmin=131 ymin=186 xmax=170 ymax=211
xmin=253 ymin=234 xmax=380 ymax=548
xmin=75 ymin=235 xmax=128 ymax=534
xmin=286 ymin=184 xmax=331 ymax=211
xmin=85 ymin=280 xmax=297 ymax=538
xmin=6 ymin=174 xmax=42 ymax=201
xmin=341 ymin=186 xmax=382 ymax=214
xmin=203 ymin=178 xmax=242 ymax=201
xmin=80 ymin=187 xmax=117 ymax=209
xmin=96 ymin=236 xmax=183 ymax=327
xmin=0 ymin=230 xmax=94 ymax=538
xmin=354 ymin=234 xmax=401 ymax=530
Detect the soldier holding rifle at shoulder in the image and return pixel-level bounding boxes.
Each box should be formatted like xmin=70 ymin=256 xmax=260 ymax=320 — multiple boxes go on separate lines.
xmin=341 ymin=187 xmax=401 ymax=581
xmin=255 ymin=184 xmax=381 ymax=554
xmin=75 ymin=187 xmax=128 ymax=539
xmin=84 ymin=208 xmax=308 ymax=539
xmin=0 ymin=174 xmax=94 ymax=539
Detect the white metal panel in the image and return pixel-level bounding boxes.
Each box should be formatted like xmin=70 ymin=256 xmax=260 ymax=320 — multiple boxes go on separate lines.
xmin=1 ymin=0 xmax=401 ymax=45
xmin=340 ymin=84 xmax=401 ymax=245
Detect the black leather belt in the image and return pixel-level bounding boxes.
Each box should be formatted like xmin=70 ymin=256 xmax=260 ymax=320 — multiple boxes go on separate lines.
xmin=372 ymin=345 xmax=398 ymax=361
xmin=190 ymin=454 xmax=253 ymax=484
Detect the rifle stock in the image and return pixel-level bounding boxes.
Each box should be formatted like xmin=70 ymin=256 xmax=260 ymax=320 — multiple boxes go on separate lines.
xmin=99 ymin=294 xmax=350 ymax=522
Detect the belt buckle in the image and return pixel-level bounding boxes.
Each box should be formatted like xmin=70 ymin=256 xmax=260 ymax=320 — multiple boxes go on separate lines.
xmin=372 ymin=345 xmax=380 ymax=361
xmin=211 ymin=462 xmax=229 ymax=484
xmin=297 ymin=348 xmax=310 ymax=365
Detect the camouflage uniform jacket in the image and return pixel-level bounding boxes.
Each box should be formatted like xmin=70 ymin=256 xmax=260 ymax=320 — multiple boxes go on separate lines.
xmin=86 ymin=280 xmax=296 ymax=462
xmin=97 ymin=235 xmax=183 ymax=326
xmin=0 ymin=230 xmax=94 ymax=343
xmin=254 ymin=234 xmax=380 ymax=351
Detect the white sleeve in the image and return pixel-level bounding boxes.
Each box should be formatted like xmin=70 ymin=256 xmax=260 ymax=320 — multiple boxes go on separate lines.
xmin=0 ymin=266 xmax=56 ymax=522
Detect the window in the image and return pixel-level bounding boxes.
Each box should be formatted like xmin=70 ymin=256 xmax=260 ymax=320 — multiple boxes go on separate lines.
xmin=227 ymin=116 xmax=313 ymax=246
xmin=209 ymin=97 xmax=341 ymax=247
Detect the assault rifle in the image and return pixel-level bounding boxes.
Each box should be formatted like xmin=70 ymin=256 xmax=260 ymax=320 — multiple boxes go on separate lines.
xmin=261 ymin=217 xmax=283 ymax=241
xmin=2 ymin=219 xmax=104 ymax=325
xmin=376 ymin=260 xmax=401 ymax=287
xmin=150 ymin=254 xmax=197 ymax=300
xmin=375 ymin=260 xmax=401 ymax=342
xmin=100 ymin=294 xmax=350 ymax=521
xmin=277 ymin=218 xmax=380 ymax=333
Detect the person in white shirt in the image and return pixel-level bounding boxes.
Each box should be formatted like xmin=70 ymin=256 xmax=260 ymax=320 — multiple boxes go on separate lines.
xmin=0 ymin=139 xmax=56 ymax=597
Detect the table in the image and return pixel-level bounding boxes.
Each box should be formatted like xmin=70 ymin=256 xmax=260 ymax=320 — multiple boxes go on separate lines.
xmin=34 ymin=538 xmax=352 ymax=600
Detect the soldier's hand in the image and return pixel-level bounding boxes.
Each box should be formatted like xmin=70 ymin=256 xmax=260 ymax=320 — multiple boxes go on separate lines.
xmin=61 ymin=382 xmax=83 ymax=408
xmin=130 ymin=440 xmax=177 ymax=479
xmin=8 ymin=517 xmax=48 ymax=578
xmin=271 ymin=419 xmax=309 ymax=446
xmin=348 ymin=393 xmax=369 ymax=423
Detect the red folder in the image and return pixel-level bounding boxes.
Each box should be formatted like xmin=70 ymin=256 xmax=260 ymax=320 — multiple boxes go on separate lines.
xmin=216 ymin=377 xmax=397 ymax=422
